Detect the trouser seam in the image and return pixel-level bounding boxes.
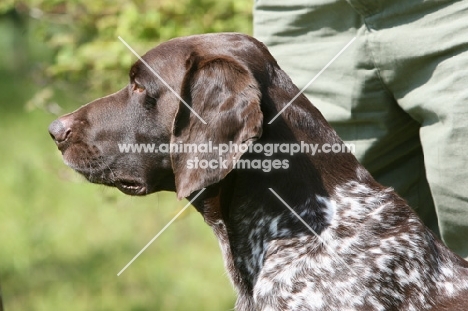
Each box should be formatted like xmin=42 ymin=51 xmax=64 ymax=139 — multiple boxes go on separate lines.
xmin=361 ymin=23 xmax=395 ymax=100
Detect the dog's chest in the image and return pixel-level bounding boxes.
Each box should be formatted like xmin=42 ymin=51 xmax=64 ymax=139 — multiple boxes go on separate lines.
xmin=227 ymin=196 xmax=333 ymax=291
xmin=231 ymin=213 xmax=289 ymax=288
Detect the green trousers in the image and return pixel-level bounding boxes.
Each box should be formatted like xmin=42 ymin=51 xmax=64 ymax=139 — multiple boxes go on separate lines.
xmin=254 ymin=0 xmax=468 ymax=257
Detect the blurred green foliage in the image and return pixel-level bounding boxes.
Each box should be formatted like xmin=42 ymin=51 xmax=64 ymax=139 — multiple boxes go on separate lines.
xmin=0 ymin=0 xmax=252 ymax=310
xmin=3 ymin=0 xmax=252 ymax=97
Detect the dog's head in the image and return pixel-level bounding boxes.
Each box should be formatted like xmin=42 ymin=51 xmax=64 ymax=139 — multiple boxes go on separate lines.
xmin=49 ymin=34 xmax=267 ymax=199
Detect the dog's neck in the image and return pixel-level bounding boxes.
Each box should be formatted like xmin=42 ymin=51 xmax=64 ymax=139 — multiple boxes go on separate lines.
xmin=188 ymin=184 xmax=254 ymax=306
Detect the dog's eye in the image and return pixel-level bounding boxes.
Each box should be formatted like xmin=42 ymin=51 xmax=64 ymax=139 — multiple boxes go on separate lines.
xmin=132 ymin=82 xmax=145 ymax=93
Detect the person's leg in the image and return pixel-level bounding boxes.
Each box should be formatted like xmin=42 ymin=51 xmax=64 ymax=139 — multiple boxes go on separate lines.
xmin=361 ymin=0 xmax=468 ymax=257
xmin=253 ymin=0 xmax=439 ymax=233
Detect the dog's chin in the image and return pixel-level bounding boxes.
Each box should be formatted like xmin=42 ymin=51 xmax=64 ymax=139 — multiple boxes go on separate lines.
xmin=63 ymin=154 xmax=174 ymax=196
xmin=72 ymin=166 xmax=149 ymax=196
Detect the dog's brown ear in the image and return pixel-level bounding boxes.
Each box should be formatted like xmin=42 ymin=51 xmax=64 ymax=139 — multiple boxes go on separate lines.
xmin=171 ymin=54 xmax=263 ymax=199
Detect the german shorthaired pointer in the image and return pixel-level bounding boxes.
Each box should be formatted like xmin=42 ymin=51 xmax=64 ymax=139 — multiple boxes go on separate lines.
xmin=49 ymin=33 xmax=468 ymax=310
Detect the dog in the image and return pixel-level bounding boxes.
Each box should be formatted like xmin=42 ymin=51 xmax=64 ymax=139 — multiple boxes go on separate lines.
xmin=49 ymin=33 xmax=468 ymax=310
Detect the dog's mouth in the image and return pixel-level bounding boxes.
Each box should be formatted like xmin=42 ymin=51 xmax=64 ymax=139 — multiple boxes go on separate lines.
xmin=59 ymin=145 xmax=163 ymax=196
xmin=114 ymin=179 xmax=147 ymax=196
xmin=72 ymin=164 xmax=148 ymax=196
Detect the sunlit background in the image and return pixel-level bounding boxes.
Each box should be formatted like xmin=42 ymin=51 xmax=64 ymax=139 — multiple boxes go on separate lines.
xmin=0 ymin=1 xmax=252 ymax=310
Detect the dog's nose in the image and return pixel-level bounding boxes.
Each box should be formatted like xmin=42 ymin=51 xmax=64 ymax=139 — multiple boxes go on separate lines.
xmin=48 ymin=118 xmax=72 ymax=144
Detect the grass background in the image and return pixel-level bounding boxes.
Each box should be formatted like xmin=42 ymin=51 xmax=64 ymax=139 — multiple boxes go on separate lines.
xmin=0 ymin=2 xmax=253 ymax=309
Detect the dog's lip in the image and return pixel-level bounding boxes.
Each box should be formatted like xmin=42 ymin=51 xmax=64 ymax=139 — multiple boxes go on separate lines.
xmin=115 ymin=179 xmax=147 ymax=196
